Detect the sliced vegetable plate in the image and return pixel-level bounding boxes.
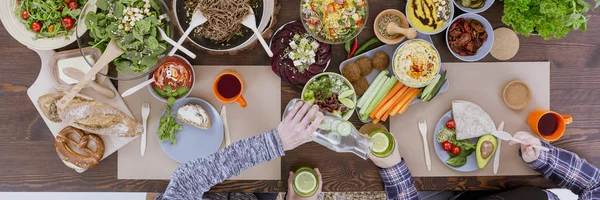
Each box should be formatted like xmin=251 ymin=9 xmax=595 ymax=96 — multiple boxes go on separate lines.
xmin=433 ymin=110 xmax=479 ymax=172
xmin=340 ymin=32 xmax=450 ymax=122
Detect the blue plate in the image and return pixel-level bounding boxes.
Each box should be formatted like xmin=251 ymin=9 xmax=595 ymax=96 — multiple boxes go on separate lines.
xmin=158 ymin=97 xmax=224 ymax=163
xmin=433 ymin=110 xmax=479 ymax=172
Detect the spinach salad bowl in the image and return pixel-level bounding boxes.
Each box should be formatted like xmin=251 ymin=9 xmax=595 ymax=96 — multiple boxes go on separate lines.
xmin=76 ymin=0 xmax=174 ymax=80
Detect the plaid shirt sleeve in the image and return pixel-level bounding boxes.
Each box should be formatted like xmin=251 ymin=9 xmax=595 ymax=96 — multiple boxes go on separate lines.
xmin=378 ymin=159 xmax=420 ymax=200
xmin=522 ymin=142 xmax=600 ymax=199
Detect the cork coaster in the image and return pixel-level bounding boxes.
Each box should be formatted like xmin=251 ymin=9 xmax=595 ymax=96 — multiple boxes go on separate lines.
xmin=491 ymin=27 xmax=519 ymax=61
xmin=359 ymin=123 xmax=388 ymax=135
xmin=503 ymin=80 xmax=531 ymax=110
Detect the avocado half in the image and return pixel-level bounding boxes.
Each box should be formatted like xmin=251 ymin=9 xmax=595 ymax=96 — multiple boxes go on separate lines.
xmin=476 ymin=134 xmax=498 ymax=169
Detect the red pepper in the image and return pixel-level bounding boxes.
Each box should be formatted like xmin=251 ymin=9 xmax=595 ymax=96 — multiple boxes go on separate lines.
xmin=347 ymin=38 xmax=359 ymax=59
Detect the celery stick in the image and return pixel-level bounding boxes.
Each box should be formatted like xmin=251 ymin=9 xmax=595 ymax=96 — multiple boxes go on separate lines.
xmin=361 ymin=78 xmax=398 ymax=119
xmin=357 ymin=70 xmax=389 ymax=108
xmin=358 ymin=76 xmax=388 ymax=116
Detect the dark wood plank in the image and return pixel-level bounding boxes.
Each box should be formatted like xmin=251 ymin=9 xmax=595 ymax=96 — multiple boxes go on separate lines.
xmin=0 ymin=0 xmax=599 ymax=193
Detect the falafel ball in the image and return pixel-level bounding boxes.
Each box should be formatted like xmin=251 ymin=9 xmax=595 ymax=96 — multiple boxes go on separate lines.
xmin=372 ymin=52 xmax=390 ymax=70
xmin=352 ymin=76 xmax=369 ymax=96
xmin=355 ymin=57 xmax=373 ymax=76
xmin=342 ymin=62 xmax=361 ymax=82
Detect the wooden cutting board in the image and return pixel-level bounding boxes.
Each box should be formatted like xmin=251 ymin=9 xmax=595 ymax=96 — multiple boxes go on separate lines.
xmin=26 ymin=49 xmax=138 ymax=172
xmin=117 ymin=65 xmax=281 ymax=180
xmin=390 ymin=62 xmax=549 ymax=177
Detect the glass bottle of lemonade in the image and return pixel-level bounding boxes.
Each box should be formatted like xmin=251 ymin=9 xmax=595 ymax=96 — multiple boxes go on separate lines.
xmin=283 ymin=99 xmax=372 ymax=159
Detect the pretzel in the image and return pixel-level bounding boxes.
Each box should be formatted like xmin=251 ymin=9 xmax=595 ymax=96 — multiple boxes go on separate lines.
xmin=54 ymin=126 xmax=105 ymax=172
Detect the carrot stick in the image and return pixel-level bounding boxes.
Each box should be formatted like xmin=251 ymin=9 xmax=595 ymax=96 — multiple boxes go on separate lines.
xmin=372 ymin=117 xmax=380 ymax=124
xmin=381 ymin=107 xmax=393 ymax=121
xmin=397 ymin=89 xmax=422 ymax=115
xmin=374 ymin=85 xmax=408 ymax=119
xmin=391 ymin=89 xmax=420 ymax=116
xmin=390 ymin=88 xmax=417 ymax=115
xmin=369 ymin=83 xmax=404 ymax=119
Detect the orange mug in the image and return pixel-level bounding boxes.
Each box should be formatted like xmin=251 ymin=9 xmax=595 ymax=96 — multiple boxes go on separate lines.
xmin=213 ymin=70 xmax=247 ymax=108
xmin=527 ymin=109 xmax=572 ymax=141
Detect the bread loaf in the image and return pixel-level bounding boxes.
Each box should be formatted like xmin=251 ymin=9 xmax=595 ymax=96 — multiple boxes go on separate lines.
xmin=38 ymin=93 xmax=142 ymax=137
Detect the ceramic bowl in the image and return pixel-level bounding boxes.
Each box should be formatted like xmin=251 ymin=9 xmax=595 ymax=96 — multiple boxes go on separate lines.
xmin=406 ymin=0 xmax=454 ymax=35
xmin=147 ymin=54 xmax=195 ymax=103
xmin=301 ymin=72 xmax=357 ymax=120
xmin=445 ymin=13 xmax=494 ymax=62
xmin=453 ymin=0 xmax=495 ymax=14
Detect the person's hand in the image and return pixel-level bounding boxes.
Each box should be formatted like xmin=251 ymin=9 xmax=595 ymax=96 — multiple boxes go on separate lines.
xmin=509 ymin=131 xmax=542 ymax=163
xmin=277 ymin=101 xmax=324 ymax=151
xmin=368 ymin=139 xmax=402 ymax=168
xmin=286 ymin=168 xmax=323 ymax=200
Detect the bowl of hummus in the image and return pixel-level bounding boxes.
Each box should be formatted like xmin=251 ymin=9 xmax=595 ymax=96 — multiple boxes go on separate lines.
xmin=392 ymin=39 xmax=441 ymax=88
xmin=406 ymin=0 xmax=454 ymax=34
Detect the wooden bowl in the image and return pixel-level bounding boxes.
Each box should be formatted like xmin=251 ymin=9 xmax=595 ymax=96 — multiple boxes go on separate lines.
xmin=374 ymin=9 xmax=410 ymax=44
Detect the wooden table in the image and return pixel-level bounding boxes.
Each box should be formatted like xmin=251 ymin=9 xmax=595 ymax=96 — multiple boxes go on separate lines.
xmin=1 ymin=0 xmax=599 ymax=193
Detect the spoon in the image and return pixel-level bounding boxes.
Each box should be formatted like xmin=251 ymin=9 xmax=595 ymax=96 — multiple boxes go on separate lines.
xmin=168 ymin=8 xmax=207 ymax=56
xmin=121 ymin=69 xmax=172 ymax=97
xmin=158 ymin=27 xmax=196 ymax=59
xmin=56 ymin=40 xmax=124 ymax=109
xmin=63 ymin=67 xmax=115 ymax=99
xmin=386 ymin=23 xmax=417 ymax=39
xmin=492 ymin=131 xmax=550 ymax=152
xmin=241 ymin=6 xmax=273 ymax=57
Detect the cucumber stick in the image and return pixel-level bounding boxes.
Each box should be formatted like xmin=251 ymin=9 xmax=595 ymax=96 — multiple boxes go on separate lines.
xmin=360 ymin=77 xmax=398 ymax=120
xmin=359 ymin=76 xmax=388 ymax=116
xmin=425 ymin=71 xmax=447 ymax=101
xmin=421 ymin=74 xmax=441 ymax=99
xmin=357 ymin=70 xmax=389 ymax=108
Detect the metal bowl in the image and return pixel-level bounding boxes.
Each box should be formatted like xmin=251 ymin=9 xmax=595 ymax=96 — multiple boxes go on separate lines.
xmin=76 ymin=0 xmax=174 ymax=81
xmin=172 ymin=0 xmax=267 ymax=52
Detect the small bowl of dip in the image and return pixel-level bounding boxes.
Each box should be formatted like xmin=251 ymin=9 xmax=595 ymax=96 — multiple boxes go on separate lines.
xmin=147 ymin=54 xmax=195 ymax=103
xmin=406 ymin=0 xmax=454 ymax=35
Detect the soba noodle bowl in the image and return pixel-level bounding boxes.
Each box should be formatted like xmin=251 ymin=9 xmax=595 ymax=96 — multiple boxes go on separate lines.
xmin=186 ymin=0 xmax=250 ymax=43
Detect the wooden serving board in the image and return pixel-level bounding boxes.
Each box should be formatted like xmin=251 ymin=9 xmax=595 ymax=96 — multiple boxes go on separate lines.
xmin=26 ymin=48 xmax=139 ymax=172
xmin=390 ymin=62 xmax=549 ymax=177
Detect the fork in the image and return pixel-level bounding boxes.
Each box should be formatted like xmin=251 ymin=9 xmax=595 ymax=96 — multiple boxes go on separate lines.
xmin=418 ymin=118 xmax=432 ymax=171
xmin=141 ymin=103 xmax=150 ymax=156
xmin=157 ymin=27 xmax=196 ymax=59
xmin=241 ymin=5 xmax=273 ymax=57
xmin=168 ymin=8 xmax=207 ymax=56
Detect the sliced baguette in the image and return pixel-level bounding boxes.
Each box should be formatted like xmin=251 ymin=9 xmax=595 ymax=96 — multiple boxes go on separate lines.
xmin=37 ymin=93 xmax=143 ymax=137
xmin=177 ymin=104 xmax=211 ymax=130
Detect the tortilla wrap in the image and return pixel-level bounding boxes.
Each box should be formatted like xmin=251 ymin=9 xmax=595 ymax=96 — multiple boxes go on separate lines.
xmin=452 ymin=100 xmax=496 ymax=140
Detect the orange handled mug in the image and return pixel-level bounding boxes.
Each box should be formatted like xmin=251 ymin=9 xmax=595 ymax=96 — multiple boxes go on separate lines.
xmin=527 ymin=109 xmax=572 ymax=141
xmin=213 ymin=70 xmax=247 ymax=108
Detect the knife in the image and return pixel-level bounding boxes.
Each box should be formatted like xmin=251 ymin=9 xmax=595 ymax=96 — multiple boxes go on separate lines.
xmin=220 ymin=105 xmax=231 ymax=146
xmin=493 ymin=121 xmax=504 ymax=174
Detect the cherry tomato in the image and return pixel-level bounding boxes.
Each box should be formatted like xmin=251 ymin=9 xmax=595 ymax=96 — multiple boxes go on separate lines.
xmin=451 ymin=146 xmax=461 ymax=155
xmin=31 ymin=21 xmax=42 ymax=32
xmin=442 ymin=141 xmax=453 ymax=152
xmin=62 ymin=17 xmax=74 ymax=29
xmin=21 ymin=10 xmax=29 ymax=20
xmin=68 ymin=1 xmax=79 ymax=9
xmin=446 ymin=119 xmax=456 ymax=129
